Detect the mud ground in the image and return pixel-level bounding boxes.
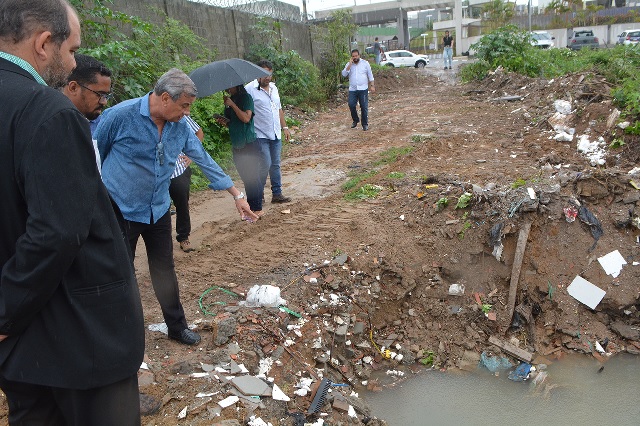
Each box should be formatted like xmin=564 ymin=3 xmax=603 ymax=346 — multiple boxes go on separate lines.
xmin=2 ymin=59 xmax=640 ymax=425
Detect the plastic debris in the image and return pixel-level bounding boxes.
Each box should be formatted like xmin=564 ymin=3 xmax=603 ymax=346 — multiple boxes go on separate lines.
xmin=578 ymin=206 xmax=603 ymax=251
xmin=597 ymin=250 xmax=627 ymax=278
xmin=563 ymin=206 xmax=578 ymax=223
xmin=448 ymin=283 xmax=465 ymax=296
xmin=240 ymin=285 xmax=286 ymax=308
xmin=480 ymin=351 xmax=514 ymax=373
xmin=508 ymin=362 xmax=532 ymax=382
xmin=554 ymin=99 xmax=572 ymax=114
xmin=567 ymin=275 xmax=606 ymax=309
xmin=489 ymin=222 xmax=504 ymax=261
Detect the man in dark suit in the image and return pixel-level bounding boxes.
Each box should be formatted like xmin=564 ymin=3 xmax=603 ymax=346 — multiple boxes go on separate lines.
xmin=0 ymin=0 xmax=145 ymax=424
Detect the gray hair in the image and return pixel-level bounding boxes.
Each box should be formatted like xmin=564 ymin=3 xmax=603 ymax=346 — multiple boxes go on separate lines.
xmin=0 ymin=0 xmax=72 ymax=46
xmin=153 ymin=68 xmax=197 ymax=101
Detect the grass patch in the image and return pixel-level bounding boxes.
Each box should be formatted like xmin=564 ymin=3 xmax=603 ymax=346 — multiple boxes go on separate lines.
xmin=511 ymin=178 xmax=527 ymax=189
xmin=455 ymin=192 xmax=472 ymax=209
xmin=344 ymin=184 xmax=384 ymax=201
xmin=387 ymin=171 xmax=406 ymax=179
xmin=372 ymin=146 xmax=413 ymax=167
xmin=411 ymin=134 xmax=435 ymax=143
xmin=342 ymin=170 xmax=378 ymax=192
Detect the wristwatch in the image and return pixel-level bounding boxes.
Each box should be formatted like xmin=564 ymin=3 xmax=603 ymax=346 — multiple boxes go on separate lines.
xmin=233 ymin=192 xmax=245 ymax=200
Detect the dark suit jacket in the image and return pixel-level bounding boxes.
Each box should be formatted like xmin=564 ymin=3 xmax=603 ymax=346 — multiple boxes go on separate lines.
xmin=0 ymin=58 xmax=145 ymax=389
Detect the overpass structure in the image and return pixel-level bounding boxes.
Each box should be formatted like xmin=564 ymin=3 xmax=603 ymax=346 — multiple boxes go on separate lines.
xmin=314 ymin=0 xmax=488 ymax=54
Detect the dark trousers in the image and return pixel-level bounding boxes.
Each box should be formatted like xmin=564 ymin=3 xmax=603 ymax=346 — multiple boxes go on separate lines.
xmin=348 ymin=89 xmax=369 ymax=126
xmin=233 ymin=142 xmax=265 ymax=211
xmin=124 ymin=210 xmax=187 ymax=333
xmin=0 ymin=373 xmax=140 ymax=426
xmin=168 ymin=167 xmax=192 ymax=242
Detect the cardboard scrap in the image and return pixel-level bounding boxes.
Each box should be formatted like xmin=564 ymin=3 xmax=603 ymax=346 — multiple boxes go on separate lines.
xmin=567 ymin=275 xmax=606 ymax=310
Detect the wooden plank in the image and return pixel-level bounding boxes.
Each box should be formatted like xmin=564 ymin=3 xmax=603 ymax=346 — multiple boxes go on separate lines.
xmin=504 ymin=222 xmax=532 ymax=333
xmin=488 ymin=335 xmax=533 ymax=363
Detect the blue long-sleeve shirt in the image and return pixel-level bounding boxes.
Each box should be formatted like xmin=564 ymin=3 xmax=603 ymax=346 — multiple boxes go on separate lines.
xmin=95 ymin=93 xmax=233 ymax=224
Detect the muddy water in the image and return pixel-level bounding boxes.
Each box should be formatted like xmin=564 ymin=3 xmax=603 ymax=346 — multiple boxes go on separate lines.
xmin=363 ymin=354 xmax=640 ymax=425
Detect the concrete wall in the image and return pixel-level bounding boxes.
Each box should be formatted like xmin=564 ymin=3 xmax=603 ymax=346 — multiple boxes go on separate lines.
xmin=105 ymin=0 xmax=317 ymax=63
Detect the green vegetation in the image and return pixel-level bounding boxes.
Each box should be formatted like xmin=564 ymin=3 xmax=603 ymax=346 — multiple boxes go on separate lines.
xmin=373 ymin=146 xmax=414 ymax=167
xmin=387 ymin=172 xmax=406 ymax=179
xmin=419 ymin=350 xmax=435 ymax=366
xmin=344 ymin=184 xmax=384 ymax=200
xmin=455 ymin=192 xmax=472 ymax=209
xmin=342 ymin=170 xmax=378 ymax=192
xmin=461 ymin=25 xmax=640 ymax=128
xmin=511 ymin=178 xmax=527 ymax=189
xmin=436 ymin=197 xmax=449 ymax=210
xmin=458 ymin=221 xmax=472 ymax=240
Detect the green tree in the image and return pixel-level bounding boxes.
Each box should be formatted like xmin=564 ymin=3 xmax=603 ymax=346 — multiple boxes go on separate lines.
xmin=482 ymin=0 xmax=515 ymax=31
xmin=246 ymin=17 xmax=322 ymax=106
xmin=315 ymin=9 xmax=358 ymax=97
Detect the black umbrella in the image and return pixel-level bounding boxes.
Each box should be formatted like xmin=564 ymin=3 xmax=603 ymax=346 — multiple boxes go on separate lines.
xmin=188 ymin=58 xmax=271 ymax=98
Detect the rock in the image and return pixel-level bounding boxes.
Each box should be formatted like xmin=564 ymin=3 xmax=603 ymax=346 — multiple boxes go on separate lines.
xmin=352 ymin=322 xmax=365 ymax=335
xmin=138 ymin=370 xmax=155 ymax=387
xmin=623 ymin=191 xmax=640 ymax=204
xmin=611 ymin=321 xmax=640 ymax=340
xmin=214 ymin=316 xmax=237 ymax=346
xmin=458 ymin=350 xmax=480 ymax=371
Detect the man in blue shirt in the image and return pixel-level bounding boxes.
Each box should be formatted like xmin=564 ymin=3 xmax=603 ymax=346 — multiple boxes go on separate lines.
xmin=96 ymin=68 xmax=257 ymax=346
xmin=341 ymin=49 xmax=375 ymax=131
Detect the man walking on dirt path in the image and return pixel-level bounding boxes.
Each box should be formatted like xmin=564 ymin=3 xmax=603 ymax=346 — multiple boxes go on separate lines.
xmin=443 ymin=30 xmax=454 ymax=70
xmin=96 ymin=68 xmax=257 ymax=347
xmin=342 ymin=49 xmax=375 ymax=131
xmin=0 ymin=0 xmax=144 ymax=423
xmin=62 ymin=53 xmax=113 ymax=173
xmin=246 ymin=59 xmax=292 ymax=204
xmin=373 ymin=37 xmax=383 ymax=65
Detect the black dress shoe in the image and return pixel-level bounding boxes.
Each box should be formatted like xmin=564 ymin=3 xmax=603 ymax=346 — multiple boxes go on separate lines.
xmin=363 ymin=125 xmax=369 ymax=131
xmin=168 ymin=328 xmax=201 ymax=345
xmin=271 ymin=193 xmax=291 ymax=203
xmin=351 ymin=121 xmax=358 ymax=128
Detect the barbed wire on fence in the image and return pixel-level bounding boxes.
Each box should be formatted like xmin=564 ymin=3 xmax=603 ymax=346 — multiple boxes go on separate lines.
xmin=194 ymin=0 xmax=308 ymax=22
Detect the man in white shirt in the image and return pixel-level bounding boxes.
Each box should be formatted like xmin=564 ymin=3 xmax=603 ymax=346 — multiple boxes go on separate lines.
xmin=341 ymin=49 xmax=375 ymax=131
xmin=245 ymin=59 xmax=292 ymax=204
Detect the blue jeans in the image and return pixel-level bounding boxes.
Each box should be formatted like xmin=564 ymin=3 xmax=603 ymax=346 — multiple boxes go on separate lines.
xmin=444 ymin=47 xmax=453 ymax=68
xmin=256 ymin=137 xmax=284 ymax=196
xmin=375 ymin=52 xmax=381 ymax=65
xmin=233 ymin=142 xmax=266 ymax=211
xmin=348 ymin=90 xmax=369 ymax=127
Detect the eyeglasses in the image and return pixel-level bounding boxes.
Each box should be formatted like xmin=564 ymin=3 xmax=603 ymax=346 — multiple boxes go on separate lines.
xmin=78 ymin=83 xmax=113 ymax=102
xmin=156 ymin=142 xmax=164 ymax=166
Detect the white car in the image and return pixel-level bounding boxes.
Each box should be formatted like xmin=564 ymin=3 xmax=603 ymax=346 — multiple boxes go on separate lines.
xmin=530 ymin=31 xmax=555 ymax=49
xmin=616 ymin=29 xmax=640 ymax=45
xmin=380 ymin=50 xmax=430 ymax=68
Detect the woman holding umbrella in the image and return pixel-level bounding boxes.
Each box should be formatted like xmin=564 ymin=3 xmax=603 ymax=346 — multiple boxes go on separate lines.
xmin=215 ymin=85 xmax=265 ymax=217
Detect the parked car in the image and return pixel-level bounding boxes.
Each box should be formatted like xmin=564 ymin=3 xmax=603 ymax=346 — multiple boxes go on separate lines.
xmin=616 ymin=29 xmax=640 ymax=45
xmin=380 ymin=50 xmax=429 ymax=68
xmin=365 ymin=45 xmax=374 ymax=54
xmin=567 ymin=30 xmax=599 ymax=50
xmin=530 ymin=31 xmax=555 ymax=49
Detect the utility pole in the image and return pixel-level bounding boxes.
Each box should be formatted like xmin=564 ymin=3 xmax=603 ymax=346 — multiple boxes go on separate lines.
xmin=528 ymin=0 xmax=532 ymax=32
xmin=302 ymin=0 xmax=308 ymax=22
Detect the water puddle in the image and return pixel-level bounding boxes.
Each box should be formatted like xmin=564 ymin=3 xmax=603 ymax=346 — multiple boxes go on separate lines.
xmin=363 ymin=354 xmax=640 ymax=425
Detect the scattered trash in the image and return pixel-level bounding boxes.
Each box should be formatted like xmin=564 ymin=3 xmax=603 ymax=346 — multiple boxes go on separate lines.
xmin=577 ymin=134 xmax=606 ymax=166
xmin=554 ymin=99 xmax=572 ymax=115
xmin=489 ymin=222 xmax=504 ymax=261
xmin=480 ymin=351 xmax=513 ymax=373
xmin=563 ymin=206 xmax=578 ymax=223
xmin=448 ymin=283 xmax=465 ymax=296
xmin=307 ymin=378 xmax=332 ymax=414
xmin=597 ymin=250 xmax=627 ymax=278
xmin=508 ymin=362 xmax=532 ymax=382
xmin=272 ymin=383 xmax=291 ymax=402
xmin=177 ymin=406 xmax=188 ymax=419
xmin=577 ymin=206 xmax=603 ymax=251
xmin=240 ymin=285 xmax=286 ymax=308
xmin=217 ymin=395 xmax=239 ymax=408
xmin=527 ymin=187 xmax=536 ymax=200
xmin=148 ymin=322 xmax=169 ymax=335
xmin=567 ymin=275 xmax=606 ymax=310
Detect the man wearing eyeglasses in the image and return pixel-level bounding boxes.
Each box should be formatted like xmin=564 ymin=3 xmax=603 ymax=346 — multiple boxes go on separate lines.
xmin=62 ymin=53 xmax=112 ymax=174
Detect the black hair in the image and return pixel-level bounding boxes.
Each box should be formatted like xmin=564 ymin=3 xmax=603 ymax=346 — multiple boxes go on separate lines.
xmin=230 ymin=84 xmax=248 ymax=105
xmin=256 ymin=59 xmax=273 ymax=71
xmin=351 ymin=49 xmax=360 ymax=55
xmin=67 ymin=54 xmax=112 ymax=85
xmin=0 ymin=0 xmax=71 ymax=46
